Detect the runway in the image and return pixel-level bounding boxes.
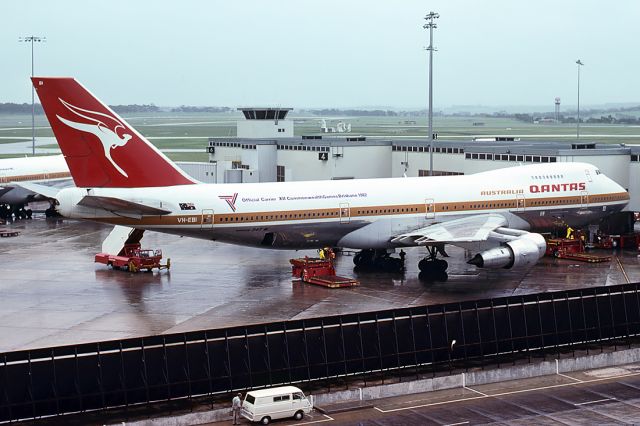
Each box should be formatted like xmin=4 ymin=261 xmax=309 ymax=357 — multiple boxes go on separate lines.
xmin=1 ymin=216 xmax=639 ymax=353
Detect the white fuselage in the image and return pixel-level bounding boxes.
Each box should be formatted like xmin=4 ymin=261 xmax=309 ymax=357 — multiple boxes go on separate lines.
xmin=56 ymin=162 xmax=629 ymax=250
xmin=0 ymin=155 xmax=71 ymax=205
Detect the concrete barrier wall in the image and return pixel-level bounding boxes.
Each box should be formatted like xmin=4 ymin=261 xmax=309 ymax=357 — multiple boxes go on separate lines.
xmin=315 ymin=347 xmax=640 ymax=406
xmin=558 ymin=348 xmax=640 ymax=373
xmin=113 ymin=407 xmax=231 ymax=426
xmin=464 ymin=361 xmax=557 ymax=386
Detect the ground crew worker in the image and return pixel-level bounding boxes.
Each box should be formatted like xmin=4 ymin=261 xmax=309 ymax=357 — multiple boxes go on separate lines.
xmin=566 ymin=226 xmax=574 ymax=239
xmin=232 ymin=393 xmax=242 ymax=424
xmin=326 ymin=247 xmax=336 ymax=261
xmin=318 ymin=248 xmax=326 ymax=260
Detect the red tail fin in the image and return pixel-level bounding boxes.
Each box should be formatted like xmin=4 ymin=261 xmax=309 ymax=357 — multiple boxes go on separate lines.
xmin=32 ymin=77 xmax=196 ymax=188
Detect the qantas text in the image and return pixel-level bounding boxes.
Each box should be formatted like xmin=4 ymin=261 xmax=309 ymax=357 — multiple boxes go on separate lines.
xmin=529 ymin=182 xmax=586 ymax=193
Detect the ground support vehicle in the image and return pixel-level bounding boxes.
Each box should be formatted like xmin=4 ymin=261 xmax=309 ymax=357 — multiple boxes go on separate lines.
xmin=0 ymin=229 xmax=19 ymax=238
xmin=290 ymin=257 xmax=359 ymax=288
xmin=95 ymin=243 xmax=169 ymax=272
xmin=545 ymin=238 xmax=610 ymax=263
xmin=241 ymin=385 xmax=312 ymax=424
xmin=592 ymin=233 xmax=640 ymax=251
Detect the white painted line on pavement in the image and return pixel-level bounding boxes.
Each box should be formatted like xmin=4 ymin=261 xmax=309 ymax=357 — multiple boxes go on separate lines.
xmin=575 ymin=398 xmax=615 ymax=406
xmin=296 ymin=414 xmax=334 ymax=424
xmin=374 ymin=371 xmax=640 ymax=413
xmin=464 ymin=386 xmax=488 ymax=397
xmin=558 ymin=372 xmax=583 ymax=382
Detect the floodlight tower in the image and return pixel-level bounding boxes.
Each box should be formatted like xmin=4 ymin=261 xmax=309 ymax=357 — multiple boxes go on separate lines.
xmin=424 ymin=11 xmax=439 ymax=176
xmin=18 ymin=36 xmax=46 ymax=156
xmin=576 ymin=59 xmax=584 ymax=139
xmin=554 ymin=97 xmax=561 ymax=122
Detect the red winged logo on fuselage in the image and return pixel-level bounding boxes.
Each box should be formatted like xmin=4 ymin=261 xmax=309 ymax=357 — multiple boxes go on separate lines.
xmin=219 ymin=193 xmax=238 ymax=212
xmin=56 ymin=98 xmax=132 ymax=177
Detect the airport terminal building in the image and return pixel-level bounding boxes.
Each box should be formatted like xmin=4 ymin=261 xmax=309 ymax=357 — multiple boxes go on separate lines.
xmin=206 ymin=107 xmax=640 ymax=211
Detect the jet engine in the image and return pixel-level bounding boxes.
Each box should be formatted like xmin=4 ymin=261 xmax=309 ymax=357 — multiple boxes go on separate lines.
xmin=467 ymin=233 xmax=546 ymax=269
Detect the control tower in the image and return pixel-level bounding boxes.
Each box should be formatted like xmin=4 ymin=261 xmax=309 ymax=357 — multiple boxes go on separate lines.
xmin=237 ymin=107 xmax=294 ymax=138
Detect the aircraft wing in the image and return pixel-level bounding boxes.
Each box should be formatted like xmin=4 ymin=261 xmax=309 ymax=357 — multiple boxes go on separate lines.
xmin=391 ymin=213 xmax=510 ymax=246
xmin=11 ymin=181 xmax=62 ymax=199
xmin=0 ymin=187 xmax=11 ymax=197
xmin=78 ymin=195 xmax=172 ymax=217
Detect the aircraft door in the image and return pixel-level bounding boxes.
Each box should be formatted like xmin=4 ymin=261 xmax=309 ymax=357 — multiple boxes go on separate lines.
xmin=516 ymin=194 xmax=526 ymax=212
xmin=201 ymin=209 xmax=214 ymax=230
xmin=580 ymin=191 xmax=589 ymax=208
xmin=425 ymin=198 xmax=435 ymax=219
xmin=339 ymin=203 xmax=350 ymax=224
xmin=585 ymin=169 xmax=593 ymax=182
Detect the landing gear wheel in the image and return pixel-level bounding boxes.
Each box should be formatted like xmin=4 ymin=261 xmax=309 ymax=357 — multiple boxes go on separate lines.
xmin=353 ymin=249 xmax=404 ymax=272
xmin=418 ymin=247 xmax=449 ymax=282
xmin=434 ymin=259 xmax=448 ymax=271
xmin=418 ymin=258 xmax=429 ymax=272
xmin=435 ymin=271 xmax=448 ymax=282
xmin=353 ymin=249 xmax=374 ymax=267
xmin=419 ymin=270 xmax=448 ymax=282
xmin=381 ymin=257 xmax=401 ymax=272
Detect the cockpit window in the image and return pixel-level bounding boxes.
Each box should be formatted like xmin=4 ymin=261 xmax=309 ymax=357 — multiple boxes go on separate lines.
xmin=595 ymin=169 xmax=602 ymax=175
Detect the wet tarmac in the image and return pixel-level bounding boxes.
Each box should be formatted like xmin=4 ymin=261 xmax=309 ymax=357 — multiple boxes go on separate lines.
xmin=1 ymin=216 xmax=639 ymax=353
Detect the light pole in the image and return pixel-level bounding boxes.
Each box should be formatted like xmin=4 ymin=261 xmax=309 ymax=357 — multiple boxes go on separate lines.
xmin=424 ymin=12 xmax=439 ymax=176
xmin=18 ymin=36 xmax=46 ymax=156
xmin=576 ymin=59 xmax=584 ymax=139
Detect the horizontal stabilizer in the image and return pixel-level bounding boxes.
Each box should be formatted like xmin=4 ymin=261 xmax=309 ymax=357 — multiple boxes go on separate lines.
xmin=78 ymin=195 xmax=171 ymax=216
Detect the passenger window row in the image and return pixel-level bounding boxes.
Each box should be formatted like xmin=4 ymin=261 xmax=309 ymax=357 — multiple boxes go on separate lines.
xmin=214 ymin=194 xmax=624 ymax=223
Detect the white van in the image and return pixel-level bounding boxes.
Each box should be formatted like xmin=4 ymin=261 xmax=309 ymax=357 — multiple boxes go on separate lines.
xmin=240 ymin=385 xmax=313 ymax=424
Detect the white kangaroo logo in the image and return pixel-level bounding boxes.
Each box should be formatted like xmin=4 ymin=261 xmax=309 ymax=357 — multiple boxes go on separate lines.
xmin=56 ymin=98 xmax=132 ymax=177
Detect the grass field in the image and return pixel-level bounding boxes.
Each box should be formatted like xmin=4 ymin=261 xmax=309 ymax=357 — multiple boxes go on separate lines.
xmin=0 ymin=112 xmax=639 ymax=159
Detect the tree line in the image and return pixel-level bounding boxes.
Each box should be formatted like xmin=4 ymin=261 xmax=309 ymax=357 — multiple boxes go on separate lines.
xmin=0 ymin=103 xmax=233 ymax=114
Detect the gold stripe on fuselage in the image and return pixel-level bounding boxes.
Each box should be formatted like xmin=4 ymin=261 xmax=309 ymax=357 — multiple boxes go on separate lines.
xmin=0 ymin=171 xmax=72 ymax=184
xmin=91 ymin=191 xmax=630 ymax=227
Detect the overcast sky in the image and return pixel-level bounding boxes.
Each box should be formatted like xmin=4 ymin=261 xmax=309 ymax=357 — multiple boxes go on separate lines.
xmin=3 ymin=0 xmax=639 ymax=109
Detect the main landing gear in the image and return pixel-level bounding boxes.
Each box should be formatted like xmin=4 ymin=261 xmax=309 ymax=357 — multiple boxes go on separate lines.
xmin=353 ymin=249 xmax=405 ymax=272
xmin=418 ymin=245 xmax=449 ymax=282
xmin=0 ymin=204 xmax=32 ymax=221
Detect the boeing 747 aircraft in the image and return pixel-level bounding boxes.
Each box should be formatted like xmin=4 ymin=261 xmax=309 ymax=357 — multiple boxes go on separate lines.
xmin=30 ymin=77 xmax=630 ymax=280
xmin=0 ymin=154 xmax=70 ymax=219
